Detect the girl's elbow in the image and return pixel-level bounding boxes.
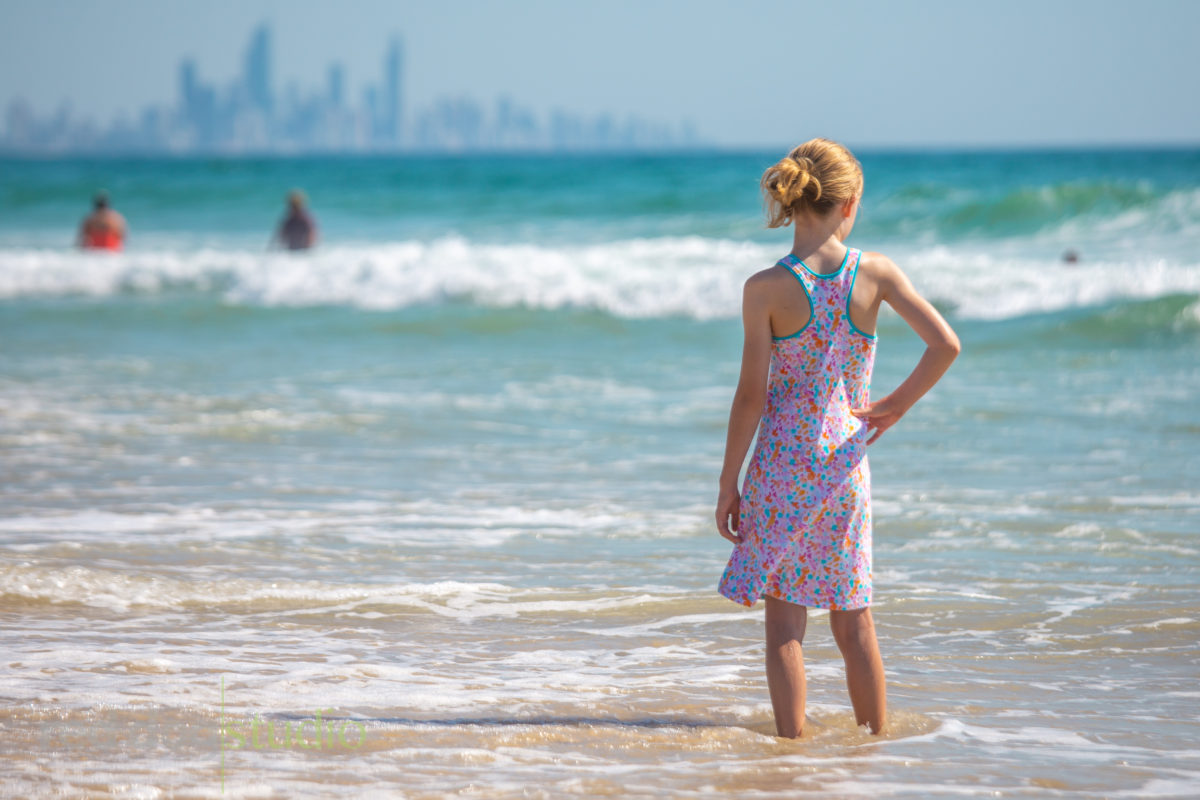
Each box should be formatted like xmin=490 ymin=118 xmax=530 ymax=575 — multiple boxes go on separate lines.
xmin=928 ymin=332 xmax=960 ymax=361
xmin=941 ymin=334 xmax=962 ymax=360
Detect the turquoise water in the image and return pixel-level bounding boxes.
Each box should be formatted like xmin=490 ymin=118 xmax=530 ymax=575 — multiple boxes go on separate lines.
xmin=1 ymin=150 xmax=1198 ymax=797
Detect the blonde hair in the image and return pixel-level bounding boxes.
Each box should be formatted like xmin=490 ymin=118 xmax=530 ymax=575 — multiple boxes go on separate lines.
xmin=761 ymin=138 xmax=863 ymax=228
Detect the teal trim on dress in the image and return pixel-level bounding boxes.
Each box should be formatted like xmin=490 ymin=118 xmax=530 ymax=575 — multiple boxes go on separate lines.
xmin=845 ymin=249 xmax=879 ymax=340
xmin=794 ymin=247 xmax=850 ymax=280
xmin=771 ymin=257 xmax=815 ymax=340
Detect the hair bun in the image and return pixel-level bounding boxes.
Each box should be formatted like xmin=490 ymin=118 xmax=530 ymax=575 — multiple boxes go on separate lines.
xmin=760 ymin=138 xmax=862 ymax=228
xmin=763 ymin=156 xmax=822 ymax=213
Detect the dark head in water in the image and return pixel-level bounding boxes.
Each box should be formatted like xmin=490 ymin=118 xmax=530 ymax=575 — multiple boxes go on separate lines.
xmin=277 ymin=189 xmax=317 ymax=251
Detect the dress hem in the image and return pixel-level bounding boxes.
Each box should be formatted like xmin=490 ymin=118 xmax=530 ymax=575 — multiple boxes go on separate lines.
xmin=718 ymin=587 xmax=872 ymax=611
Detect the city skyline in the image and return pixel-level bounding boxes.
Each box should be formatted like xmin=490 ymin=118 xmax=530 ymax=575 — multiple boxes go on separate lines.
xmin=1 ymin=1 xmax=1196 ymax=152
xmin=1 ymin=21 xmax=699 ymax=155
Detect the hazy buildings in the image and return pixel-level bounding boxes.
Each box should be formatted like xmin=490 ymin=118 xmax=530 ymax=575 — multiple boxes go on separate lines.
xmin=244 ymin=25 xmax=273 ymax=117
xmin=1 ymin=23 xmax=699 ymax=155
xmin=380 ymin=38 xmax=403 ymax=145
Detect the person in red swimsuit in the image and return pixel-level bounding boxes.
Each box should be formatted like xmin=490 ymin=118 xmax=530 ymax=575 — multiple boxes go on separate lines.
xmin=77 ymin=191 xmax=127 ymax=251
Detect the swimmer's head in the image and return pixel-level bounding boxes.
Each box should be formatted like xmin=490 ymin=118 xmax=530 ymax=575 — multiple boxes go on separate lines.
xmin=93 ymin=191 xmax=110 ymax=210
xmin=287 ymin=190 xmax=306 ymax=210
xmin=761 ymin=138 xmax=863 ymax=228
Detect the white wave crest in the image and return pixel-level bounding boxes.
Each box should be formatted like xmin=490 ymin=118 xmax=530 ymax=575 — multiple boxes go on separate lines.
xmin=2 ymin=236 xmax=1198 ymax=320
xmin=895 ymin=245 xmax=1200 ymax=319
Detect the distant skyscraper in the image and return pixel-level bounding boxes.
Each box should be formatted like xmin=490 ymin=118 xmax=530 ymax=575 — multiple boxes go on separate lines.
xmin=244 ymin=24 xmax=273 ymax=114
xmin=328 ymin=63 xmax=345 ymax=109
xmin=382 ymin=37 xmax=403 ymax=145
xmin=176 ymin=56 xmax=218 ymax=147
xmin=364 ymin=85 xmax=378 ymax=145
xmin=179 ymin=59 xmax=198 ymax=118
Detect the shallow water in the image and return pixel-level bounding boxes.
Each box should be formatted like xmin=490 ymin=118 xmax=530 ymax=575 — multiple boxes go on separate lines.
xmin=1 ymin=150 xmax=1199 ymax=797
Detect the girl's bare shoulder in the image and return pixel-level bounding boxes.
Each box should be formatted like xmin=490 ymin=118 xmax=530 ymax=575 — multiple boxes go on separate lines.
xmin=744 ymin=263 xmax=793 ymax=293
xmin=857 ymin=250 xmax=908 ymax=289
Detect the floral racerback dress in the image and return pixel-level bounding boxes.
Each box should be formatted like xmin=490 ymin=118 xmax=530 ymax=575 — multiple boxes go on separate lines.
xmin=718 ymin=247 xmax=877 ymax=610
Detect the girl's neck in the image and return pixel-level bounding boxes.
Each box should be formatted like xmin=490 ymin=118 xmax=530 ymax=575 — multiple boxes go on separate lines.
xmin=789 ymin=214 xmax=847 ymax=270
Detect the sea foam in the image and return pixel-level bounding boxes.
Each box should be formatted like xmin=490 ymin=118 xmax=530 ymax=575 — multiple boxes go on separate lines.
xmin=2 ymin=236 xmax=1199 ymax=320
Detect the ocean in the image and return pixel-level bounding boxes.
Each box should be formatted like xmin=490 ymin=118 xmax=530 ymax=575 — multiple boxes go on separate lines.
xmin=1 ymin=149 xmax=1198 ymax=797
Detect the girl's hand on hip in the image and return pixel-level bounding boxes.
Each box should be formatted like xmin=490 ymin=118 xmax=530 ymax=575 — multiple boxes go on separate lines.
xmin=716 ymin=487 xmax=743 ymax=545
xmin=852 ymin=396 xmax=907 ymax=445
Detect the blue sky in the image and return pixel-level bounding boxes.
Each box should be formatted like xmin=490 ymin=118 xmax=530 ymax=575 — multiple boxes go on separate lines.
xmin=1 ymin=0 xmax=1197 ymax=148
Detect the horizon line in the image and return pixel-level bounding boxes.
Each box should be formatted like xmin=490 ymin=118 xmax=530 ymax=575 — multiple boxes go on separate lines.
xmin=1 ymin=140 xmax=1197 ymax=161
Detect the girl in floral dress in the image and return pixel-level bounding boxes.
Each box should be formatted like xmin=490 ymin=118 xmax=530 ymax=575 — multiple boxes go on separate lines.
xmin=716 ymin=138 xmax=960 ymax=737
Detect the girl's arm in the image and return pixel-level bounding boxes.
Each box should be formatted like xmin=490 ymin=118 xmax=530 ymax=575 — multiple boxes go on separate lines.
xmin=716 ymin=276 xmax=773 ymax=544
xmin=852 ymin=255 xmax=960 ymax=444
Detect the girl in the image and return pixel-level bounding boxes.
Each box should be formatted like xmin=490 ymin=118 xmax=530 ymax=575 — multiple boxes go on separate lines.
xmin=715 ymin=138 xmax=960 ymax=738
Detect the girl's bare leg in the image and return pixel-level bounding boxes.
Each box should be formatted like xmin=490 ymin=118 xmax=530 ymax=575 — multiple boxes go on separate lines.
xmin=829 ymin=606 xmax=887 ymax=733
xmin=764 ymin=595 xmax=808 ymax=738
